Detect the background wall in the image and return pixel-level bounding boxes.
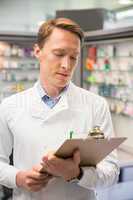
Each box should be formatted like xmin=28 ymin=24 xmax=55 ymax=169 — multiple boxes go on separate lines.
xmin=0 ymin=0 xmax=129 ymax=32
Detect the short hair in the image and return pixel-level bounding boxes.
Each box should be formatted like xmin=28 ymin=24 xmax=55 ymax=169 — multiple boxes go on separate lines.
xmin=37 ymin=18 xmax=84 ymax=49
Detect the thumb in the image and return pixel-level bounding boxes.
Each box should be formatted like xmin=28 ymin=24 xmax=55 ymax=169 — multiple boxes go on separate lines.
xmin=73 ymin=149 xmax=80 ymax=165
xmin=32 ymin=164 xmax=43 ymax=172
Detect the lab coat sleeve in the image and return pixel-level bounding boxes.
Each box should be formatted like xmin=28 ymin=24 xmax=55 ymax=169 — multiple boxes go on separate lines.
xmin=0 ymin=101 xmax=19 ymax=188
xmin=77 ymin=98 xmax=120 ymax=190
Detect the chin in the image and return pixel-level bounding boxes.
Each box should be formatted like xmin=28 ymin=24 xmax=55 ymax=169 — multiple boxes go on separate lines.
xmin=56 ymin=80 xmax=69 ymax=88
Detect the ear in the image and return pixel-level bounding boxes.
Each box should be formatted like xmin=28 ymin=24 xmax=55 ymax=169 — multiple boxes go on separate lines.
xmin=33 ymin=44 xmax=42 ymax=59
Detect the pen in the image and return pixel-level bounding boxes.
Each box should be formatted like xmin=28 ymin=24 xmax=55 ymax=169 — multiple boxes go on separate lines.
xmin=69 ymin=131 xmax=74 ymax=139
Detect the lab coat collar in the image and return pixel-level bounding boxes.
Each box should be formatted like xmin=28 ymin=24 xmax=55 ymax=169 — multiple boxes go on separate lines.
xmin=30 ymin=81 xmax=72 ymax=121
xmin=37 ymin=79 xmax=69 ymax=99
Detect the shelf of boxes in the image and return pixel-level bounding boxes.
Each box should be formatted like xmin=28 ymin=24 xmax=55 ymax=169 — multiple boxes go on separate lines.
xmin=82 ymin=39 xmax=133 ymax=118
xmin=0 ymin=39 xmax=39 ymax=102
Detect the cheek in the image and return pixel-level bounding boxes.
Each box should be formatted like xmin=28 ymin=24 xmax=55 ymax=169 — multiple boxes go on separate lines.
xmin=70 ymin=64 xmax=76 ymax=73
xmin=39 ymin=56 xmax=52 ymax=71
xmin=41 ymin=54 xmax=60 ymax=68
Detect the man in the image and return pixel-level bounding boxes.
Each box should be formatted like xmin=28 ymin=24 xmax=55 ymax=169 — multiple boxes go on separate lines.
xmin=0 ymin=18 xmax=119 ymax=200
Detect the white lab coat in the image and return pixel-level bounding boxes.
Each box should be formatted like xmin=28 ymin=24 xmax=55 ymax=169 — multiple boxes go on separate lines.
xmin=0 ymin=81 xmax=119 ymax=200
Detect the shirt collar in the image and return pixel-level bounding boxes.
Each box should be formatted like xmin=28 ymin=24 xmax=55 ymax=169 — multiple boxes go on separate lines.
xmin=36 ymin=80 xmax=68 ymax=100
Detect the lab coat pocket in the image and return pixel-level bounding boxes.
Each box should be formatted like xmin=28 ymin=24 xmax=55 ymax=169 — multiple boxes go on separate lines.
xmin=66 ymin=109 xmax=88 ymax=139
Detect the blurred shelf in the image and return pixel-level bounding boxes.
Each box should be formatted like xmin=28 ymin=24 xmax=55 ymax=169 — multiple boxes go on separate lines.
xmin=1 ymin=79 xmax=37 ymax=83
xmin=83 ymin=80 xmax=128 ymax=87
xmin=84 ymin=69 xmax=133 ymax=73
xmin=96 ymin=56 xmax=133 ymax=59
xmin=111 ymin=111 xmax=133 ymax=119
xmin=106 ymin=96 xmax=133 ymax=103
xmin=0 ymin=55 xmax=36 ymax=60
xmin=0 ymin=67 xmax=39 ymax=71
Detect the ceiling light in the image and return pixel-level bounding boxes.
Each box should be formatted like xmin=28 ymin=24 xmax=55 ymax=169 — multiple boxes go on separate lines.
xmin=118 ymin=0 xmax=133 ymax=4
xmin=116 ymin=9 xmax=133 ymax=19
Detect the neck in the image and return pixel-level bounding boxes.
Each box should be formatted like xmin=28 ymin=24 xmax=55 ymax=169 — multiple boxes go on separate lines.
xmin=40 ymin=80 xmax=64 ymax=97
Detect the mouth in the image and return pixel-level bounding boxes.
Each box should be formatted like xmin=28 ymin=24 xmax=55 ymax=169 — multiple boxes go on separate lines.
xmin=55 ymin=72 xmax=70 ymax=82
xmin=56 ymin=72 xmax=69 ymax=77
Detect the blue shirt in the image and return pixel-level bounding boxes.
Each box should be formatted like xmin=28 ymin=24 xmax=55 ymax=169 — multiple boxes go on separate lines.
xmin=36 ymin=81 xmax=68 ymax=109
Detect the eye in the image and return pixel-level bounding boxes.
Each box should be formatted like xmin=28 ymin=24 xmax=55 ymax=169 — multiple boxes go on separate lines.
xmin=54 ymin=51 xmax=64 ymax=57
xmin=70 ymin=56 xmax=77 ymax=61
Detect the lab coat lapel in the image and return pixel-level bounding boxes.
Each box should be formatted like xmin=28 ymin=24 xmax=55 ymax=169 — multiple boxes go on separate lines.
xmin=30 ymin=82 xmax=69 ymax=121
xmin=45 ymin=92 xmax=68 ymax=120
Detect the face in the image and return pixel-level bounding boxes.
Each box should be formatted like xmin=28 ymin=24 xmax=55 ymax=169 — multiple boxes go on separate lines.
xmin=34 ymin=27 xmax=80 ymax=89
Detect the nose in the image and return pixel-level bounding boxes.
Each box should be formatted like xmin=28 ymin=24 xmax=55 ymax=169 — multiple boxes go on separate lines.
xmin=61 ymin=56 xmax=70 ymax=70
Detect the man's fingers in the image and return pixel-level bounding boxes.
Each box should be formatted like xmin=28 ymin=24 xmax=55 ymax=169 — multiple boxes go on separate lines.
xmin=32 ymin=164 xmax=43 ymax=172
xmin=27 ymin=175 xmax=52 ymax=186
xmin=73 ymin=149 xmax=80 ymax=165
xmin=28 ymin=170 xmax=49 ymax=181
xmin=42 ymin=151 xmax=56 ymax=162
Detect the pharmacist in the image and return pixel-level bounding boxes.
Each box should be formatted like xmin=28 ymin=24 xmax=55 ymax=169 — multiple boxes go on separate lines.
xmin=0 ymin=18 xmax=119 ymax=200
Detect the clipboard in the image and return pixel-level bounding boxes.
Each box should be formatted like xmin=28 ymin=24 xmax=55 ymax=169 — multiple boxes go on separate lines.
xmin=55 ymin=137 xmax=127 ymax=166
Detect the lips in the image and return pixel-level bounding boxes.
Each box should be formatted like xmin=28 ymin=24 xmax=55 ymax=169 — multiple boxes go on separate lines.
xmin=56 ymin=72 xmax=69 ymax=77
xmin=55 ymin=72 xmax=70 ymax=81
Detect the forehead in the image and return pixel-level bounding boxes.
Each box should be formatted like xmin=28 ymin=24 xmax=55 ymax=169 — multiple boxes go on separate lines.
xmin=43 ymin=28 xmax=80 ymax=53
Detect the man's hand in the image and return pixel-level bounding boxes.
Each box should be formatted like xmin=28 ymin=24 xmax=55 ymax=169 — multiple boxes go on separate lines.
xmin=16 ymin=164 xmax=52 ymax=192
xmin=41 ymin=150 xmax=81 ymax=181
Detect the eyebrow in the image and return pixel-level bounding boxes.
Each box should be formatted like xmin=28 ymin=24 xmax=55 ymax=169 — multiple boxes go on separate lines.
xmin=53 ymin=48 xmax=80 ymax=55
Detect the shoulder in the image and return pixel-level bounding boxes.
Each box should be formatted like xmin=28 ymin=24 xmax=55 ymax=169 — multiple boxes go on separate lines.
xmin=68 ymin=82 xmax=107 ymax=108
xmin=0 ymin=87 xmax=33 ymax=109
